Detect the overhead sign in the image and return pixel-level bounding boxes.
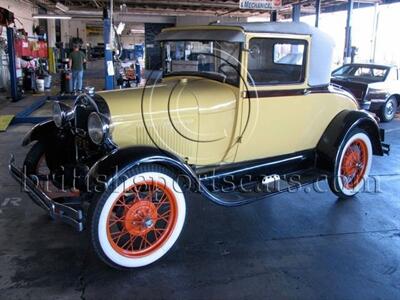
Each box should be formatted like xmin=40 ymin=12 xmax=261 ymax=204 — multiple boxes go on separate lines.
xmin=239 ymin=0 xmax=281 ymax=10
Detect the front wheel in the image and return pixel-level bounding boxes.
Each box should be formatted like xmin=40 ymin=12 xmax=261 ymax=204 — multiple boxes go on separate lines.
xmin=23 ymin=142 xmax=48 ymax=177
xmin=328 ymin=129 xmax=373 ymax=199
xmin=380 ymin=97 xmax=397 ymax=122
xmin=89 ymin=165 xmax=186 ymax=269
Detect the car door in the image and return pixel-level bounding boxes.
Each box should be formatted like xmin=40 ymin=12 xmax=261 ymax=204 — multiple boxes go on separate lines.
xmin=234 ymin=34 xmax=355 ymax=163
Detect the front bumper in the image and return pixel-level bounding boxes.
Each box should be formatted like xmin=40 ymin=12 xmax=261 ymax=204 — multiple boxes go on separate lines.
xmin=8 ymin=155 xmax=84 ymax=231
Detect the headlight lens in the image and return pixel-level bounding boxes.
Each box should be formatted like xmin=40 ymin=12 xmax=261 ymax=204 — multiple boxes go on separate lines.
xmin=53 ymin=102 xmax=73 ymax=128
xmin=88 ymin=112 xmax=109 ymax=145
xmin=53 ymin=102 xmax=63 ymax=128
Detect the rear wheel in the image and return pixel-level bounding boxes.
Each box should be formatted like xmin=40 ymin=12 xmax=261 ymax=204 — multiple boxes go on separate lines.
xmin=328 ymin=129 xmax=373 ymax=199
xmin=89 ymin=164 xmax=186 ymax=269
xmin=380 ymin=97 xmax=397 ymax=122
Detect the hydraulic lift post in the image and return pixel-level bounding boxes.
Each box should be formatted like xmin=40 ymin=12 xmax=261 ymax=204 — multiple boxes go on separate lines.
xmin=6 ymin=27 xmax=21 ymax=101
xmin=103 ymin=10 xmax=114 ymax=90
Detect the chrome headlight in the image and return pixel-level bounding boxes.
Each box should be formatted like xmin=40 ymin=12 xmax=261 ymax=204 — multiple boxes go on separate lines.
xmin=88 ymin=112 xmax=109 ymax=145
xmin=53 ymin=102 xmax=72 ymax=128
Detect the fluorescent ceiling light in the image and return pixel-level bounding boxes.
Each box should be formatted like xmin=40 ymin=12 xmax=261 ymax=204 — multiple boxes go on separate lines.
xmin=55 ymin=2 xmax=69 ymax=12
xmin=130 ymin=29 xmax=145 ymax=33
xmin=33 ymin=14 xmax=71 ymax=19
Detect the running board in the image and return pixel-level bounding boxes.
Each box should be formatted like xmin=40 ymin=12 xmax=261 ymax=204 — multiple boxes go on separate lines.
xmin=197 ymin=169 xmax=325 ymax=207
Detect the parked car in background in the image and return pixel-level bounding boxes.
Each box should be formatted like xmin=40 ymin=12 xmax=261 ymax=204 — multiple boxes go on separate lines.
xmin=331 ymin=63 xmax=400 ymax=122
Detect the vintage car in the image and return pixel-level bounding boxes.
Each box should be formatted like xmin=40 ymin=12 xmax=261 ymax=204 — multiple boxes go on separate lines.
xmin=9 ymin=22 xmax=390 ymax=269
xmin=331 ymin=63 xmax=400 ymax=122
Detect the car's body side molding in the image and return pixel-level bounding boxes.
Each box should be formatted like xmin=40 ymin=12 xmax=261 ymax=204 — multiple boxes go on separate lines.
xmin=316 ymin=109 xmax=384 ymax=173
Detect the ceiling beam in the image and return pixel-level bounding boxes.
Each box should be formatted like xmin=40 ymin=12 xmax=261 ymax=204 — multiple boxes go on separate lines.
xmin=112 ymin=0 xmax=240 ymax=9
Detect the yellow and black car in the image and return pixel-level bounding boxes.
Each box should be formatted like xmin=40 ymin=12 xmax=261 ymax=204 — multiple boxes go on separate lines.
xmin=10 ymin=22 xmax=389 ymax=269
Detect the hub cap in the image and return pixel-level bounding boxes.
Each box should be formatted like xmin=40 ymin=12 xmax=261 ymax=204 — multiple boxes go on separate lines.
xmin=106 ymin=180 xmax=178 ymax=257
xmin=386 ymin=100 xmax=395 ymax=118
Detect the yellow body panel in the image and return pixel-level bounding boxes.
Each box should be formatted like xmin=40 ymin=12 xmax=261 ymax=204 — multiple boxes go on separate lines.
xmin=234 ymin=32 xmax=358 ymax=161
xmin=97 ymin=28 xmax=359 ymax=167
xmin=235 ymin=92 xmax=357 ymax=161
xmin=98 ymin=77 xmax=240 ymax=165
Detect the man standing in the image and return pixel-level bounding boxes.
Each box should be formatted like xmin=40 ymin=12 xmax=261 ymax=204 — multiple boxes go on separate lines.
xmin=69 ymin=44 xmax=86 ymax=93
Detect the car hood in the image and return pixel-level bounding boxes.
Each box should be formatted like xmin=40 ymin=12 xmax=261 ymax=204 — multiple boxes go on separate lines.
xmin=97 ymin=76 xmax=239 ymax=150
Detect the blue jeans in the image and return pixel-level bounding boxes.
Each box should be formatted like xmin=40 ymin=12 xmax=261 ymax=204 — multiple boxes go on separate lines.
xmin=72 ymin=70 xmax=83 ymax=91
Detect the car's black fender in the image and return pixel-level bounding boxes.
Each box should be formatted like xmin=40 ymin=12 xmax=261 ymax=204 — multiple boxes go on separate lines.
xmin=22 ymin=120 xmax=78 ymax=178
xmin=22 ymin=120 xmax=58 ymax=146
xmin=85 ymin=146 xmax=279 ymax=207
xmin=85 ymin=146 xmax=199 ymax=193
xmin=316 ymin=109 xmax=384 ymax=173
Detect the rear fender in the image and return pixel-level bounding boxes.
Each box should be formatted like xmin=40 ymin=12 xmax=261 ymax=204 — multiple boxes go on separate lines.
xmin=316 ymin=109 xmax=383 ymax=173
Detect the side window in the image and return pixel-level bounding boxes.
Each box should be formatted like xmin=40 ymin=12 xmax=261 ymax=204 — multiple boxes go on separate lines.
xmin=247 ymin=38 xmax=307 ymax=86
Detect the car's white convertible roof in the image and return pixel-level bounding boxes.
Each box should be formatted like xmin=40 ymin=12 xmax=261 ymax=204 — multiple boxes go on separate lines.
xmin=157 ymin=22 xmax=335 ymax=87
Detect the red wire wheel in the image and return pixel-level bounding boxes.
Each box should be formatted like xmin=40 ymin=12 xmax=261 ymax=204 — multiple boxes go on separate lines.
xmin=340 ymin=138 xmax=369 ymax=189
xmin=106 ymin=180 xmax=178 ymax=257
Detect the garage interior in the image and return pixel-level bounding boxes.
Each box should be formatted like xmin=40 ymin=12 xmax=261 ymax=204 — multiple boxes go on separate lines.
xmin=0 ymin=0 xmax=400 ymax=299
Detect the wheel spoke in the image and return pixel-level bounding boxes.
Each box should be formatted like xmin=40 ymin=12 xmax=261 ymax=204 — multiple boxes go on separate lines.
xmin=155 ymin=193 xmax=169 ymax=207
xmin=143 ymin=235 xmax=152 ymax=247
xmin=153 ymin=228 xmax=166 ymax=239
xmin=109 ymin=215 xmax=125 ymax=227
xmin=139 ymin=236 xmax=151 ymax=250
xmin=112 ymin=228 xmax=128 ymax=244
xmin=130 ymin=184 xmax=142 ymax=201
xmin=158 ymin=210 xmax=171 ymax=219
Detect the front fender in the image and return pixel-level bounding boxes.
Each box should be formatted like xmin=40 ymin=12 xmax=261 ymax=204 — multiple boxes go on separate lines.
xmin=22 ymin=120 xmax=58 ymax=146
xmin=85 ymin=146 xmax=198 ymax=191
xmin=316 ymin=109 xmax=384 ymax=172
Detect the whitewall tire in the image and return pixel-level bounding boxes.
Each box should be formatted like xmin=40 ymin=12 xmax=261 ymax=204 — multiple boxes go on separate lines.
xmin=329 ymin=129 xmax=373 ymax=198
xmin=89 ymin=165 xmax=186 ymax=269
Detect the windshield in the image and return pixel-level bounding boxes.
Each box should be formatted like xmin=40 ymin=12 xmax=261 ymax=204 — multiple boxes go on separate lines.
xmin=162 ymin=40 xmax=241 ymax=86
xmin=332 ymin=65 xmax=388 ymax=82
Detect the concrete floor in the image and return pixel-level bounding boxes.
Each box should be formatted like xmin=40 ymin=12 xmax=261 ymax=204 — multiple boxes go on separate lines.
xmin=0 ymin=92 xmax=400 ymax=299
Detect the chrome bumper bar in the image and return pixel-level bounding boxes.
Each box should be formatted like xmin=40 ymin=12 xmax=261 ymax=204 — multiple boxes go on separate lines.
xmin=8 ymin=155 xmax=84 ymax=231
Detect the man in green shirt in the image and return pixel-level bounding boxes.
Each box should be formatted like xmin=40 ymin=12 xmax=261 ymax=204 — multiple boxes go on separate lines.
xmin=68 ymin=44 xmax=86 ymax=93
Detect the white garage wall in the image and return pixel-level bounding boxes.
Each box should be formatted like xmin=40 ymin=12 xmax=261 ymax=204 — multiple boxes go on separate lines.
xmin=374 ymin=3 xmax=400 ymax=67
xmin=61 ymin=20 xmax=88 ymax=47
xmin=0 ymin=0 xmax=38 ymax=36
xmin=301 ymin=2 xmax=400 ymax=68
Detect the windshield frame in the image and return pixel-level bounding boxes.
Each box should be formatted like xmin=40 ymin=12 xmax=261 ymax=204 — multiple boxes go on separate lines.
xmin=161 ymin=40 xmax=243 ymax=87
